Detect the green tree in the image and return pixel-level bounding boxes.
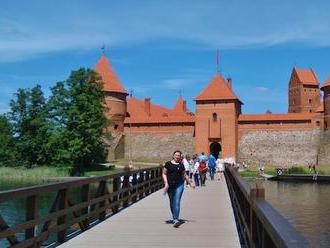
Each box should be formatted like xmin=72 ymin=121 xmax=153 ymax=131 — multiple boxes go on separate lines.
xmin=9 ymin=85 xmax=49 ymax=167
xmin=0 ymin=115 xmax=17 ymax=166
xmin=48 ymin=68 xmax=109 ymax=175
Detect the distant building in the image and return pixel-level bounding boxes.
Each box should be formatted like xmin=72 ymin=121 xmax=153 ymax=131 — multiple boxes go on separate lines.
xmin=95 ymin=54 xmax=329 ymax=166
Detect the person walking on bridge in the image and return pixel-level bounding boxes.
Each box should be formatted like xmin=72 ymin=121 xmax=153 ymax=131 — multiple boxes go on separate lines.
xmin=207 ymin=154 xmax=217 ymax=180
xmin=163 ymin=150 xmax=195 ymax=227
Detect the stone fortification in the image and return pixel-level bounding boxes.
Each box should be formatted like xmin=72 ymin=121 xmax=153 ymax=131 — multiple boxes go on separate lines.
xmin=317 ymin=131 xmax=330 ymax=166
xmin=238 ymin=129 xmax=320 ymax=166
xmin=123 ymin=132 xmax=194 ymax=160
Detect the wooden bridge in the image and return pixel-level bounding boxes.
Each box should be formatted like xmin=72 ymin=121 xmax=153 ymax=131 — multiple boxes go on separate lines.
xmin=59 ymin=179 xmax=240 ymax=248
xmin=0 ymin=166 xmax=310 ymax=248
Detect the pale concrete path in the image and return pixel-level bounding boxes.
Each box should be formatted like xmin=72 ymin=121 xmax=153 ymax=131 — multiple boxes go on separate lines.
xmin=60 ymin=179 xmax=241 ymax=248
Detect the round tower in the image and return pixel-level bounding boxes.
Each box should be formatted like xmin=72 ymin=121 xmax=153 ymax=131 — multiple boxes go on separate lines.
xmin=321 ymin=76 xmax=330 ymax=130
xmin=94 ymin=55 xmax=128 ymax=132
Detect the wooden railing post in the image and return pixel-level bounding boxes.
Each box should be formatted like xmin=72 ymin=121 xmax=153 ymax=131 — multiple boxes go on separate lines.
xmin=150 ymin=169 xmax=155 ymax=192
xmin=249 ymin=182 xmax=265 ymax=248
xmin=145 ymin=170 xmax=150 ymax=195
xmin=112 ymin=177 xmax=120 ymax=213
xmin=138 ymin=171 xmax=145 ymax=199
xmin=57 ymin=189 xmax=67 ymax=243
xmin=98 ymin=180 xmax=107 ymax=221
xmin=131 ymin=173 xmax=138 ymax=203
xmin=122 ymin=175 xmax=130 ymax=208
xmin=81 ymin=184 xmax=90 ymax=231
xmin=25 ymin=195 xmax=38 ymax=245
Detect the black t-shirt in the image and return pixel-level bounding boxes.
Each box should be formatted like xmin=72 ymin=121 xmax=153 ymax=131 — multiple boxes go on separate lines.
xmin=164 ymin=161 xmax=185 ymax=187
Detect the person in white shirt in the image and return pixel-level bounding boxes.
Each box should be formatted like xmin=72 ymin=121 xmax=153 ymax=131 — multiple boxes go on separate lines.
xmin=182 ymin=155 xmax=190 ymax=186
xmin=192 ymin=159 xmax=200 ymax=187
xmin=216 ymin=158 xmax=224 ymax=181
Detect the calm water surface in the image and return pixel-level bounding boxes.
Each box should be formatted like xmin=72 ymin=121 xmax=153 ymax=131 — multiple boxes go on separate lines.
xmin=257 ymin=180 xmax=330 ymax=248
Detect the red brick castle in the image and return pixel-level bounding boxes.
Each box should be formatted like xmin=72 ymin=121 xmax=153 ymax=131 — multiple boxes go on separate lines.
xmin=95 ymin=54 xmax=329 ymax=166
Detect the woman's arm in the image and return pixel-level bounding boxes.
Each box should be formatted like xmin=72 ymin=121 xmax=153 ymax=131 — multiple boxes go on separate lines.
xmin=162 ymin=167 xmax=169 ymax=193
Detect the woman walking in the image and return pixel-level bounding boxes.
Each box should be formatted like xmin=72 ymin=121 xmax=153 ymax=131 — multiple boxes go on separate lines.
xmin=163 ymin=150 xmax=195 ymax=227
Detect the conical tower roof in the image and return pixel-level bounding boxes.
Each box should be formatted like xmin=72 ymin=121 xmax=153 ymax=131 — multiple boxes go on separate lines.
xmin=173 ymin=95 xmax=187 ymax=114
xmin=321 ymin=75 xmax=330 ymax=90
xmin=94 ymin=55 xmax=127 ymax=94
xmin=194 ymin=74 xmax=241 ymax=102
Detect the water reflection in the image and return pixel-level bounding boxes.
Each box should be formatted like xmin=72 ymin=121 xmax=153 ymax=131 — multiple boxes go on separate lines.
xmin=256 ymin=180 xmax=330 ymax=248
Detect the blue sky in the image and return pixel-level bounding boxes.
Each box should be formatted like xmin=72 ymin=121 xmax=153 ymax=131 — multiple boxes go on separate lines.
xmin=0 ymin=0 xmax=330 ymax=114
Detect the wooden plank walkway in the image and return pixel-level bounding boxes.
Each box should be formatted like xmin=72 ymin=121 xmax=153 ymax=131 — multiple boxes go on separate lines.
xmin=59 ymin=179 xmax=241 ymax=248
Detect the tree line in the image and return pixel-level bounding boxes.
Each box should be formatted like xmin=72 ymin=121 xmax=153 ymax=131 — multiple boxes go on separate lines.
xmin=0 ymin=68 xmax=110 ymax=175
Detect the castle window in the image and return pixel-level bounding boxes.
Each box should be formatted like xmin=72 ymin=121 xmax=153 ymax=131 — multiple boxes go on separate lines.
xmin=309 ymin=109 xmax=312 ymax=113
xmin=114 ymin=124 xmax=118 ymax=130
xmin=309 ymin=99 xmax=312 ymax=104
xmin=212 ymin=112 xmax=217 ymax=122
xmin=316 ymin=121 xmax=320 ymax=126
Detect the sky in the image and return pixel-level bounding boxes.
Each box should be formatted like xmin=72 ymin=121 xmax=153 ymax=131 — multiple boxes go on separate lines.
xmin=0 ymin=0 xmax=330 ymax=114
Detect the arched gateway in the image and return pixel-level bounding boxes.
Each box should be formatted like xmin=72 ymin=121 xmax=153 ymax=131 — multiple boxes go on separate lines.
xmin=210 ymin=142 xmax=221 ymax=159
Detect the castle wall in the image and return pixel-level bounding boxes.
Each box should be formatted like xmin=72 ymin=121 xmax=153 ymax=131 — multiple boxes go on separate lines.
xmin=317 ymin=131 xmax=330 ymax=166
xmin=238 ymin=129 xmax=320 ymax=166
xmin=123 ymin=132 xmax=194 ymax=160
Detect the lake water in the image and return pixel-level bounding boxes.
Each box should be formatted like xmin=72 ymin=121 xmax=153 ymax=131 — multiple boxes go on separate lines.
xmin=257 ymin=179 xmax=330 ymax=248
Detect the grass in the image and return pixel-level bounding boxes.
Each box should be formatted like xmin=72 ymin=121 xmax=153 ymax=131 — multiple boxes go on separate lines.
xmin=238 ymin=164 xmax=277 ymax=178
xmin=84 ymin=165 xmax=124 ymax=177
xmin=113 ymin=158 xmax=164 ymax=165
xmin=0 ymin=166 xmax=70 ymax=179
xmin=0 ymin=165 xmax=125 ymax=179
xmin=239 ymin=163 xmax=330 ymax=178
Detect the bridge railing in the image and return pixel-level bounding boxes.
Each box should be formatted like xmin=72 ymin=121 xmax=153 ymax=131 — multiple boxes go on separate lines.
xmin=0 ymin=166 xmax=164 ymax=248
xmin=224 ymin=165 xmax=311 ymax=248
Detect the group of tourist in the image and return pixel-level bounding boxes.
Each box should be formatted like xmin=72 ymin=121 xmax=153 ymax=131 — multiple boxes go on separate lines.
xmin=181 ymin=152 xmax=226 ymax=187
xmin=162 ymin=150 xmax=225 ymax=228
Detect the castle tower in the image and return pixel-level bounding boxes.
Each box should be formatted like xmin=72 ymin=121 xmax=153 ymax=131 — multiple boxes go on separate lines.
xmin=321 ymin=76 xmax=330 ymax=130
xmin=194 ymin=74 xmax=242 ymax=159
xmin=94 ymin=55 xmax=128 ymax=132
xmin=288 ymin=67 xmax=320 ymax=113
xmin=172 ymin=95 xmax=187 ymax=115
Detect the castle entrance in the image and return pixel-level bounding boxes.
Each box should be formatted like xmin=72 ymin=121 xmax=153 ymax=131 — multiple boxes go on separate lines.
xmin=209 ymin=142 xmax=221 ymax=159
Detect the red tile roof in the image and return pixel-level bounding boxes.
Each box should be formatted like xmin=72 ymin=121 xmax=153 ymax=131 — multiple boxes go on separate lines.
xmin=125 ymin=97 xmax=194 ymax=124
xmin=125 ymin=116 xmax=195 ymax=124
xmin=94 ymin=55 xmax=127 ymax=94
xmin=294 ymin=68 xmax=319 ymax=86
xmin=194 ymin=74 xmax=241 ymax=102
xmin=321 ymin=75 xmax=330 ymax=89
xmin=238 ymin=113 xmax=314 ymax=121
xmin=172 ymin=96 xmax=188 ymax=115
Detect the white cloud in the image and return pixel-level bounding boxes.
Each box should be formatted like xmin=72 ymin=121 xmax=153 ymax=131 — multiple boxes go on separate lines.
xmin=1 ymin=0 xmax=330 ymax=62
xmin=162 ymin=79 xmax=186 ymax=90
xmin=255 ymin=86 xmax=269 ymax=92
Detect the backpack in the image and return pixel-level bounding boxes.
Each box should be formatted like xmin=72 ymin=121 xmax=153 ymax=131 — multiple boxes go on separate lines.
xmin=198 ymin=162 xmax=207 ymax=173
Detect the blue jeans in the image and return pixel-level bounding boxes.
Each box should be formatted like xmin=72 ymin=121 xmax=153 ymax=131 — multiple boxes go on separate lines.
xmin=167 ymin=182 xmax=184 ymax=220
xmin=209 ymin=167 xmax=216 ymax=180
